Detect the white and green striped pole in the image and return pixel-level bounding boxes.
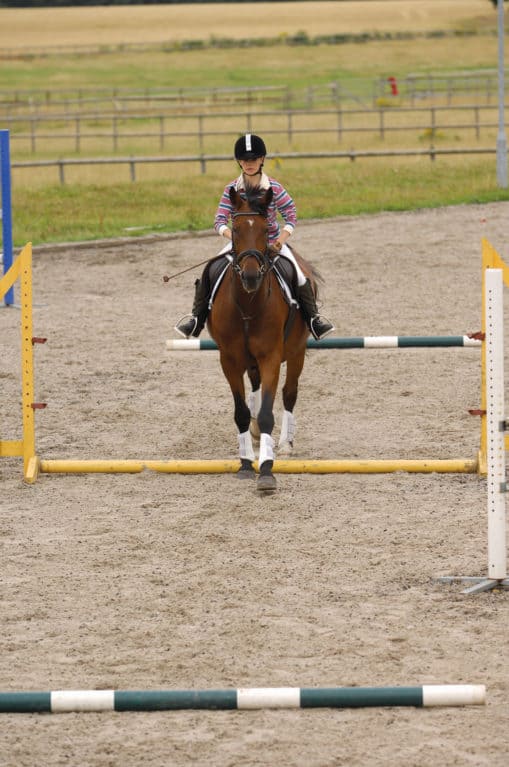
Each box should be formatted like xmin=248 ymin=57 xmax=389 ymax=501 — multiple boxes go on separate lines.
xmin=0 ymin=685 xmax=486 ymax=713
xmin=166 ymin=335 xmax=481 ymax=351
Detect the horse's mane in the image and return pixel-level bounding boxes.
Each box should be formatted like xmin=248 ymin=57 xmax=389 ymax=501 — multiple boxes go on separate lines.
xmin=243 ymin=185 xmax=270 ymax=216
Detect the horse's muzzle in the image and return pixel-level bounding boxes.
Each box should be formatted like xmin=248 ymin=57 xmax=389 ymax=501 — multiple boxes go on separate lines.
xmin=241 ymin=269 xmax=264 ymax=293
xmin=235 ymin=249 xmax=267 ymax=293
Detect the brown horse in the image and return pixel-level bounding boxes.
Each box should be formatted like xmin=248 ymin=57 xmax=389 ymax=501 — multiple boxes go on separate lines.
xmin=207 ymin=184 xmax=316 ymax=493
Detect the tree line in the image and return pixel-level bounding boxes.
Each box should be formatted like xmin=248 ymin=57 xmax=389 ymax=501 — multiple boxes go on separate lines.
xmin=3 ymin=1 xmax=304 ymax=7
xmin=0 ymin=0 xmax=504 ymax=8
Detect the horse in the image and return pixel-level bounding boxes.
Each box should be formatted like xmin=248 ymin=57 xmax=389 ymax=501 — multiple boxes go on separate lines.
xmin=207 ymin=184 xmax=318 ymax=494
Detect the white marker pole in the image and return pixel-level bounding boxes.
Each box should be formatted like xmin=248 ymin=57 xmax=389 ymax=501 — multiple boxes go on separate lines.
xmin=485 ymin=269 xmax=507 ymax=580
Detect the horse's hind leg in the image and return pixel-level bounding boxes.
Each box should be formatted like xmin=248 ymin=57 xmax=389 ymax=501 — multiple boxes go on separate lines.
xmin=278 ymin=350 xmax=305 ymax=456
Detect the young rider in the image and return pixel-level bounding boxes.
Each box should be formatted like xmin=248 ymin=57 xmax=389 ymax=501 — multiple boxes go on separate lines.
xmin=175 ymin=133 xmax=334 ymax=340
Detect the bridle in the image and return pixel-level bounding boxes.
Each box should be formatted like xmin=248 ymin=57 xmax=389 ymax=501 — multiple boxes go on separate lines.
xmin=231 ymin=211 xmax=274 ymax=292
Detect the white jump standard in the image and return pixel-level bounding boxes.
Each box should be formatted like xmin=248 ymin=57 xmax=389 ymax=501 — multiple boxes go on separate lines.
xmin=439 ymin=268 xmax=509 ymax=594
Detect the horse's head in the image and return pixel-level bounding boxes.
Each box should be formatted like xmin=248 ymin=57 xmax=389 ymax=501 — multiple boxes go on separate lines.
xmin=230 ymin=185 xmax=273 ymax=294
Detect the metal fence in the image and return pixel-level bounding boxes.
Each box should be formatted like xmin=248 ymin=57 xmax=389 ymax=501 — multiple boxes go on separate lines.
xmin=394 ymin=71 xmax=504 ymax=107
xmin=0 ymin=83 xmax=350 ymax=116
xmin=1 ymin=71 xmax=506 ymax=117
xmin=1 ymin=104 xmax=505 ymax=155
xmin=11 ymin=147 xmax=498 ymax=185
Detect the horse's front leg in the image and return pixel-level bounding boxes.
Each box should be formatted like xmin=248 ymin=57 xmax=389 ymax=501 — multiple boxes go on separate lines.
xmin=256 ymin=357 xmax=281 ymax=494
xmin=220 ymin=354 xmax=256 ymax=480
xmin=233 ymin=391 xmax=257 ymax=479
xmin=247 ymin=361 xmax=261 ymax=443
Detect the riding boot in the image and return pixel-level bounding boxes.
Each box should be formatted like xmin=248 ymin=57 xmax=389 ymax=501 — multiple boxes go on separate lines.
xmin=174 ymin=278 xmax=210 ymax=338
xmin=297 ymin=279 xmax=335 ymax=340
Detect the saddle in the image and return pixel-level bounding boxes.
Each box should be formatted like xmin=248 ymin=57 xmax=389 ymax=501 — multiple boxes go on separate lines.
xmin=272 ymin=255 xmax=300 ymax=303
xmin=206 ymin=252 xmax=300 ymax=309
xmin=207 ymin=254 xmax=230 ymax=288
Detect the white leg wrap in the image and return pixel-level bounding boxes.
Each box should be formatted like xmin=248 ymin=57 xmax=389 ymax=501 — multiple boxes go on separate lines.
xmin=280 ymin=244 xmax=307 ymax=286
xmin=258 ymin=433 xmax=275 ymax=466
xmin=278 ymin=410 xmax=296 ymax=447
xmin=238 ymin=430 xmax=255 ymax=461
xmin=247 ymin=388 xmax=262 ymax=419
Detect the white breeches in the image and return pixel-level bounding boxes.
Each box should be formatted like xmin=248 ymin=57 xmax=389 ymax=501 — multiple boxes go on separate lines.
xmin=217 ymin=241 xmax=306 ymax=287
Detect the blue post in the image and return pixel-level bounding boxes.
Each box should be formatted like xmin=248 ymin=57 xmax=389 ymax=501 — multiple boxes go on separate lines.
xmin=1 ymin=129 xmax=14 ymax=306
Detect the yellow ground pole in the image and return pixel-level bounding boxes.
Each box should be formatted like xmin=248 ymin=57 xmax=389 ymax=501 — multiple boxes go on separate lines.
xmin=39 ymin=458 xmax=478 ymax=475
xmin=479 ymin=239 xmax=509 ymax=475
xmin=0 ymin=243 xmax=39 ymax=480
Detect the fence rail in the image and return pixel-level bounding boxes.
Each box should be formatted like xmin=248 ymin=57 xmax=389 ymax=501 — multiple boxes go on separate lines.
xmin=1 ymin=72 xmax=507 ymax=116
xmin=2 ymin=104 xmax=506 ymax=155
xmin=11 ymin=147 xmax=497 ymax=184
xmin=0 ymin=83 xmax=347 ymax=116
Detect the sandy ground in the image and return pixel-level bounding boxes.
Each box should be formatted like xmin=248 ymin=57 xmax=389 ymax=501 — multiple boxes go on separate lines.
xmin=1 ymin=203 xmax=509 ymax=766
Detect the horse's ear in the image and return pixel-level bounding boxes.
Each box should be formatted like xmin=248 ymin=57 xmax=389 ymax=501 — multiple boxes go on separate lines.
xmin=258 ymin=187 xmax=273 ymax=211
xmin=229 ymin=185 xmax=241 ymax=208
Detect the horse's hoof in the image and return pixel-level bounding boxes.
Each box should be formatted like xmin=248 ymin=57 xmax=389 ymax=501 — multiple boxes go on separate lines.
xmin=237 ymin=468 xmax=256 ymax=480
xmin=257 ymin=473 xmax=277 ymax=494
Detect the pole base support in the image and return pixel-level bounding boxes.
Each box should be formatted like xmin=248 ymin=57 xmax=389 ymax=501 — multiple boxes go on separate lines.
xmin=437 ymin=575 xmax=509 ymax=595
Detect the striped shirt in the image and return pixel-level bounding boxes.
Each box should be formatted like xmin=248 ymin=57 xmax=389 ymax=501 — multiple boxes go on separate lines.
xmin=214 ymin=172 xmax=297 ymax=244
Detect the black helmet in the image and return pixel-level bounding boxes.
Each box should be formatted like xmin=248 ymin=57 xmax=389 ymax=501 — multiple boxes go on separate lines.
xmin=234 ymin=134 xmax=267 ymax=160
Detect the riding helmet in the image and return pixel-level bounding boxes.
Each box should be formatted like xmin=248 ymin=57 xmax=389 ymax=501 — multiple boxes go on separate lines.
xmin=234 ymin=133 xmax=267 ymax=160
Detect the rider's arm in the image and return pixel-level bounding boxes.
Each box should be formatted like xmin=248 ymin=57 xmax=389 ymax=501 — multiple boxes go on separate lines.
xmin=270 ymin=179 xmax=296 ymax=248
xmin=214 ymin=183 xmax=235 ymax=239
xmin=218 ymin=226 xmax=232 ymax=240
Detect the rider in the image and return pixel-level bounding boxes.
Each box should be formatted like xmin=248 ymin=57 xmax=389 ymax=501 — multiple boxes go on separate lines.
xmin=174 ymin=133 xmax=334 ymax=340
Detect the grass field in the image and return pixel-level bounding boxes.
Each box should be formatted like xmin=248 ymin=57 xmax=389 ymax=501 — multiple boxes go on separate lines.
xmin=9 ymin=155 xmax=509 ymax=246
xmin=0 ymin=2 xmax=496 ymax=51
xmin=1 ymin=0 xmax=508 ymax=246
xmin=1 ymin=36 xmax=502 ymax=95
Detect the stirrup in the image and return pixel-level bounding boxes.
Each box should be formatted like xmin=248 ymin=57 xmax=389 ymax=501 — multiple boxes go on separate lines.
xmin=174 ymin=314 xmax=198 ymax=339
xmin=310 ymin=315 xmax=335 ymax=341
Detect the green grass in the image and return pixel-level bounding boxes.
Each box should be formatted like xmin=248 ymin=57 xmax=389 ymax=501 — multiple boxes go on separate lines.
xmin=2 ymin=12 xmax=507 ymax=247
xmin=0 ymin=33 xmax=501 ymax=97
xmin=11 ymin=157 xmax=509 ymax=247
